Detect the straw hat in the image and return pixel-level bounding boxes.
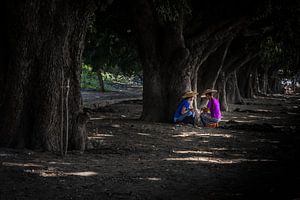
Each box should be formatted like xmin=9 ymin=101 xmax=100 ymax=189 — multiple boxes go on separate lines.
xmin=182 ymin=91 xmax=199 ymax=99
xmin=200 ymin=89 xmax=218 ymax=98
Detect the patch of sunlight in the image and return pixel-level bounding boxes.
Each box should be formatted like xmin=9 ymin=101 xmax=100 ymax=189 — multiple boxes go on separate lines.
xmin=90 ymin=117 xmax=105 ymax=120
xmin=39 ymin=171 xmax=60 ymax=177
xmin=232 ymin=116 xmax=248 ymax=119
xmin=287 ymin=112 xmax=297 ymax=115
xmin=89 ymin=133 xmax=114 ymax=139
xmin=64 ymin=171 xmax=98 ymax=177
xmin=262 ymin=116 xmax=281 ymax=119
xmin=256 ymin=109 xmax=272 ymax=113
xmin=47 ymin=161 xmax=72 ymax=165
xmin=165 ymin=157 xmax=276 ymax=164
xmin=248 ymin=115 xmax=260 ymax=118
xmin=173 ymin=150 xmax=213 ymax=155
xmin=39 ymin=171 xmax=98 ymax=177
xmin=234 ymin=120 xmax=253 ymax=123
xmin=173 ymin=131 xmax=232 ymax=138
xmin=2 ymin=162 xmax=43 ymax=168
xmin=210 ymin=147 xmax=227 ymax=151
xmin=137 ymin=132 xmax=151 ymax=136
xmin=201 ymin=140 xmax=209 ymax=143
xmin=111 ymin=124 xmax=121 ymax=128
xmin=139 ymin=177 xmax=161 ymax=181
xmin=0 ymin=153 xmax=14 ymax=157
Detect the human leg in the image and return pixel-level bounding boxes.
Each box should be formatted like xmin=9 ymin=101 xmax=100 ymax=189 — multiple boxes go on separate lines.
xmin=200 ymin=113 xmax=220 ymax=126
xmin=181 ymin=115 xmax=195 ymax=126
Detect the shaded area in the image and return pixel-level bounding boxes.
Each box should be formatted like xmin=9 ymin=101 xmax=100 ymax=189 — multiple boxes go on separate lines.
xmin=1 ymin=94 xmax=300 ymax=199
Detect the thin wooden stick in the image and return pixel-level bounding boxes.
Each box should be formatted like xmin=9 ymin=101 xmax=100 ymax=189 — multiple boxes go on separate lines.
xmin=64 ymin=78 xmax=70 ymax=155
xmin=60 ymin=68 xmax=64 ymax=156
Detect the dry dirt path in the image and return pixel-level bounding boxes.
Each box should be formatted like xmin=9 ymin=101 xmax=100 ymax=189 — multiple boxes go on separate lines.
xmin=1 ymin=94 xmax=299 ymax=200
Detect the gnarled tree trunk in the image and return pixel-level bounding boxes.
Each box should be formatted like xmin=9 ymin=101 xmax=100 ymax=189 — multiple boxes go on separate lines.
xmin=0 ymin=0 xmax=96 ymax=152
xmin=226 ymin=70 xmax=243 ymax=104
xmin=132 ymin=0 xmax=191 ymax=122
xmin=96 ymin=69 xmax=105 ymax=92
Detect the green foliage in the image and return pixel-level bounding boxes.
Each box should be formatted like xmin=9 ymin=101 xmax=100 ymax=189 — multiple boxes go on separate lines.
xmin=84 ymin=5 xmax=142 ymax=78
xmin=81 ymin=64 xmax=99 ymax=89
xmin=260 ymin=37 xmax=282 ymax=65
xmin=259 ymin=36 xmax=298 ymax=79
xmin=80 ymin=64 xmax=138 ymax=90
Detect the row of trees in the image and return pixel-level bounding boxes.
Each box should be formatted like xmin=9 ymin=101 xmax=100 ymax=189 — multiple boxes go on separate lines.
xmin=0 ymin=0 xmax=299 ymax=152
xmin=88 ymin=0 xmax=300 ymax=119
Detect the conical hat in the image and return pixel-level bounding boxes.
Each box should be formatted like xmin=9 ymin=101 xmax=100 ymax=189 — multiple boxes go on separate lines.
xmin=182 ymin=91 xmax=199 ymax=99
xmin=200 ymin=89 xmax=218 ymax=98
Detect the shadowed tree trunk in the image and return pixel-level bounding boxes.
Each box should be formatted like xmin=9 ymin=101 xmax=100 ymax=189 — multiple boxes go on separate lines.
xmin=238 ymin=62 xmax=254 ymax=98
xmin=226 ymin=70 xmax=243 ymax=104
xmin=131 ymin=0 xmax=192 ymax=122
xmin=0 ymin=0 xmax=96 ymax=151
xmin=253 ymin=67 xmax=261 ymax=95
xmin=197 ymin=39 xmax=232 ymax=108
xmin=130 ymin=0 xmax=263 ymax=122
xmin=216 ymin=71 xmax=228 ymax=111
xmin=259 ymin=65 xmax=270 ymax=95
xmin=131 ymin=0 xmax=246 ymax=121
xmin=96 ymin=69 xmax=105 ymax=92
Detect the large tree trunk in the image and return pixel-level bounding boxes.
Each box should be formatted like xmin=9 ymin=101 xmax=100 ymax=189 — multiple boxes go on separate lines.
xmin=260 ymin=66 xmax=269 ymax=95
xmin=131 ymin=0 xmax=251 ymax=122
xmin=226 ymin=70 xmax=243 ymax=104
xmin=132 ymin=0 xmax=191 ymax=122
xmin=237 ymin=60 xmax=258 ymax=98
xmin=0 ymin=0 xmax=95 ymax=152
xmin=96 ymin=69 xmax=105 ymax=92
xmin=216 ymin=72 xmax=228 ymax=111
xmin=197 ymin=40 xmax=232 ymax=108
xmin=253 ymin=67 xmax=261 ymax=95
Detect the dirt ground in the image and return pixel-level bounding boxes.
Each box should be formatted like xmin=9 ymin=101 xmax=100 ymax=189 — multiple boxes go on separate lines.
xmin=1 ymin=91 xmax=300 ymax=200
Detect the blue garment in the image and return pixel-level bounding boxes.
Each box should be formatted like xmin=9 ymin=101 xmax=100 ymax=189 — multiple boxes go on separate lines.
xmin=174 ymin=99 xmax=194 ymax=122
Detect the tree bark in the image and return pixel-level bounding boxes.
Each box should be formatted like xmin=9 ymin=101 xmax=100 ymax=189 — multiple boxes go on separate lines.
xmin=0 ymin=0 xmax=96 ymax=152
xmin=237 ymin=60 xmax=258 ymax=98
xmin=216 ymin=72 xmax=228 ymax=111
xmin=131 ymin=0 xmax=192 ymax=122
xmin=226 ymin=70 xmax=243 ymax=104
xmin=197 ymin=40 xmax=232 ymax=108
xmin=259 ymin=65 xmax=270 ymax=95
xmin=96 ymin=69 xmax=105 ymax=92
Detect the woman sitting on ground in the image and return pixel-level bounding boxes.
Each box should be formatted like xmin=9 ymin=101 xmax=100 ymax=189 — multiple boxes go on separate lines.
xmin=200 ymin=89 xmax=222 ymax=127
xmin=173 ymin=91 xmax=198 ymax=126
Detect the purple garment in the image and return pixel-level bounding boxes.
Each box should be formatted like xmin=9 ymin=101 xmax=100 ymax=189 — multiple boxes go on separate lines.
xmin=207 ymin=97 xmax=221 ymax=119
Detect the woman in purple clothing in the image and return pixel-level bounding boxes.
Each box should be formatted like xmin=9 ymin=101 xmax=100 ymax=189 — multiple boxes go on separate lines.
xmin=200 ymin=89 xmax=222 ymax=127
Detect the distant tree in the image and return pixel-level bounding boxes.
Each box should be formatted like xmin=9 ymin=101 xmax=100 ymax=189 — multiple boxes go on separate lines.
xmin=84 ymin=4 xmax=142 ymax=92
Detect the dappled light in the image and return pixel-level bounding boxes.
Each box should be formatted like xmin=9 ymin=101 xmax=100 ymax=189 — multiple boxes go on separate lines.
xmin=136 ymin=132 xmax=151 ymax=136
xmin=111 ymin=124 xmax=121 ymax=128
xmin=173 ymin=150 xmax=213 ymax=155
xmin=138 ymin=177 xmax=162 ymax=181
xmin=164 ymin=157 xmax=276 ymax=164
xmin=173 ymin=131 xmax=232 ymax=138
xmin=64 ymin=171 xmax=98 ymax=177
xmin=88 ymin=133 xmax=114 ymax=139
xmin=2 ymin=162 xmax=43 ymax=168
xmin=0 ymin=0 xmax=299 ymax=198
xmin=2 ymin=161 xmax=98 ymax=178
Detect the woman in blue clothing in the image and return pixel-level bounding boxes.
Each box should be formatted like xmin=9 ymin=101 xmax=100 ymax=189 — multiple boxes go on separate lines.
xmin=174 ymin=91 xmax=198 ymax=126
